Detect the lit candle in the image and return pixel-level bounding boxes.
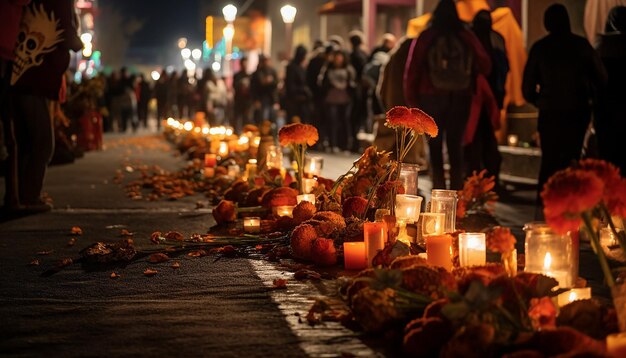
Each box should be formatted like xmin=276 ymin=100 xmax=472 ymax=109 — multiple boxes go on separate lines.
xmin=304 ymin=156 xmax=323 ymax=177
xmin=303 ymin=178 xmax=318 ymax=194
xmin=364 ymin=222 xmax=386 ymax=268
xmin=507 ymin=134 xmax=519 ymax=147
xmin=556 ymin=287 xmax=591 ymax=307
xmin=343 ymin=242 xmax=367 ymax=270
xmin=274 ymin=205 xmax=294 ymax=218
xmin=204 ymin=153 xmax=217 ymax=168
xmin=237 ymin=135 xmax=250 ymax=151
xmin=459 ymin=233 xmax=486 ymax=267
xmin=251 ymin=136 xmax=261 ymax=148
xmin=395 ymin=194 xmax=422 ymax=222
xmin=245 ymin=159 xmax=257 ymax=180
xmin=266 ymin=145 xmax=283 ymax=169
xmin=218 ymin=141 xmax=229 ymax=158
xmin=243 ymin=217 xmax=261 ymax=233
xmin=297 ymin=194 xmax=315 ymax=205
xmin=607 ymin=333 xmax=626 ymax=357
xmin=227 ymin=165 xmax=240 ymax=178
xmin=426 ymin=234 xmax=453 ymax=271
xmin=542 ymin=252 xmax=571 ymax=288
xmin=203 ymin=167 xmax=215 ymax=178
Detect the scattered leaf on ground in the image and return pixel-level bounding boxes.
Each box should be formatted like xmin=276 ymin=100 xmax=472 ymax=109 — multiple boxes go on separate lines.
xmin=143 ymin=268 xmax=158 ymax=276
xmin=164 ymin=231 xmax=184 ymax=241
xmin=171 ymin=261 xmax=181 ymax=269
xmin=272 ymin=278 xmax=288 ymax=289
xmin=70 ymin=226 xmax=83 ymax=235
xmin=29 ymin=259 xmax=40 ymax=266
xmin=67 ymin=238 xmax=77 ymax=247
xmin=120 ymin=229 xmax=133 ymax=237
xmin=150 ymin=231 xmax=163 ymax=244
xmin=148 ymin=253 xmax=169 ymax=263
xmin=37 ymin=250 xmax=53 ymax=255
xmin=57 ymin=258 xmax=73 ymax=268
xmin=110 ymin=272 xmax=120 ymax=279
xmin=188 ymin=250 xmax=208 ymax=257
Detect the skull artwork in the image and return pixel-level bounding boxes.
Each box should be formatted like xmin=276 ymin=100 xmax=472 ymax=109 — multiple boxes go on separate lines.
xmin=11 ymin=3 xmax=64 ymax=85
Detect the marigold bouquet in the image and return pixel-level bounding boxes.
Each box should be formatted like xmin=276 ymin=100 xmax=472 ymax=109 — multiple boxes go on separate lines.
xmin=541 ymin=159 xmax=626 ymax=287
xmin=384 ymin=106 xmax=438 ymax=163
xmin=278 ymin=123 xmax=319 ymax=194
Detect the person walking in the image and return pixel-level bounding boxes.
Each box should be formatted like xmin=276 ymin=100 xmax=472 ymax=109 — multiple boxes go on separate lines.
xmin=154 ymin=70 xmax=169 ymax=130
xmin=464 ymin=10 xmax=509 ymax=186
xmin=250 ymin=55 xmax=278 ymax=124
xmin=206 ymin=71 xmax=228 ymax=125
xmin=177 ymin=70 xmax=190 ymax=118
xmin=306 ymin=43 xmax=334 ymax=149
xmin=404 ymin=0 xmax=492 ymax=190
xmin=522 ymin=4 xmax=607 ymax=213
xmin=595 ymin=6 xmax=626 ymax=174
xmin=136 ymin=74 xmax=151 ymax=129
xmin=233 ymin=58 xmax=253 ymax=133
xmin=348 ymin=31 xmax=369 ymax=152
xmin=318 ymin=50 xmax=356 ymax=153
xmin=284 ymin=45 xmax=312 ymax=124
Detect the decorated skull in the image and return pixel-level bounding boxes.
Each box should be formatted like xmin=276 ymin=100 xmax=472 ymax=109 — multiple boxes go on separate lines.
xmin=11 ymin=3 xmax=64 ymax=85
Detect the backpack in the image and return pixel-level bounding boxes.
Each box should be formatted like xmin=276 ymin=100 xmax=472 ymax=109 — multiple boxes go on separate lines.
xmin=427 ymin=34 xmax=473 ymax=91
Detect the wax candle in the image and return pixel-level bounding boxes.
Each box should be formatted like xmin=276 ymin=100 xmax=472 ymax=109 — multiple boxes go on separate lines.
xmin=227 ymin=165 xmax=240 ymax=177
xmin=203 ymin=167 xmax=215 ymax=178
xmin=303 ymin=178 xmax=317 ymax=194
xmin=266 ymin=145 xmax=283 ymax=169
xmin=245 ymin=159 xmax=258 ymax=180
xmin=542 ymin=252 xmax=572 ymax=288
xmin=204 ymin=153 xmax=217 ymax=168
xmin=398 ymin=163 xmax=420 ymax=195
xmin=507 ymin=134 xmax=519 ymax=147
xmin=364 ymin=222 xmax=386 ymax=268
xmin=343 ymin=242 xmax=367 ymax=270
xmin=218 ymin=141 xmax=229 ymax=157
xmin=297 ymin=194 xmax=315 ymax=205
xmin=426 ymin=234 xmax=453 ymax=271
xmin=304 ymin=156 xmax=323 ymax=177
xmin=243 ymin=217 xmax=261 ymax=234
xmin=524 ymin=223 xmax=574 ymax=288
xmin=607 ymin=333 xmax=626 ymax=358
xmin=418 ymin=212 xmax=445 ymax=245
xmin=274 ymin=205 xmax=294 ymax=218
xmin=395 ymin=194 xmax=422 ymax=222
xmin=459 ymin=233 xmax=486 ymax=267
xmin=556 ymin=287 xmax=591 ymax=307
xmin=430 ymin=190 xmax=458 ymax=233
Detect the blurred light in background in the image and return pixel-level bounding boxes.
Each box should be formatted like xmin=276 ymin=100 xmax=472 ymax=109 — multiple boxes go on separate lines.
xmin=280 ymin=4 xmax=297 ymax=24
xmin=181 ymin=48 xmax=191 ymax=59
xmin=151 ymin=70 xmax=160 ymax=81
xmin=191 ymin=48 xmax=202 ymax=60
xmin=222 ymin=4 xmax=237 ymax=23
xmin=177 ymin=37 xmax=188 ymax=49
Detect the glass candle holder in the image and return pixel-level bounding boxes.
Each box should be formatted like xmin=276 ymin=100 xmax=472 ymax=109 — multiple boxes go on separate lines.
xmin=507 ymin=134 xmax=519 ymax=147
xmin=204 ymin=153 xmax=217 ymax=168
xmin=524 ymin=222 xmax=574 ymax=288
xmin=343 ymin=242 xmax=367 ymax=270
xmin=556 ymin=287 xmax=591 ymax=307
xmin=417 ymin=212 xmax=445 ymax=245
xmin=243 ymin=217 xmax=261 ymax=233
xmin=218 ymin=141 xmax=229 ymax=158
xmin=430 ymin=189 xmax=458 ymax=233
xmin=426 ymin=234 xmax=453 ymax=271
xmin=297 ymin=194 xmax=315 ymax=205
xmin=375 ymin=209 xmax=390 ymax=222
xmin=273 ymin=205 xmax=294 ymax=218
xmin=395 ymin=194 xmax=422 ymax=223
xmin=266 ymin=145 xmax=283 ymax=169
xmin=227 ymin=165 xmax=240 ymax=178
xmin=364 ymin=222 xmax=386 ymax=268
xmin=399 ymin=163 xmax=420 ymax=195
xmin=245 ymin=159 xmax=258 ymax=180
xmin=304 ymin=156 xmax=324 ymax=177
xmin=459 ymin=233 xmax=486 ymax=267
xmin=303 ymin=178 xmax=317 ymax=194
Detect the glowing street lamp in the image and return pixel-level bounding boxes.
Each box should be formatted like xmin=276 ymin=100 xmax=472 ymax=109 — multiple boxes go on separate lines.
xmin=191 ymin=48 xmax=202 ymax=60
xmin=177 ymin=37 xmax=187 ymax=49
xmin=151 ymin=70 xmax=161 ymax=81
xmin=280 ymin=5 xmax=297 ymax=59
xmin=222 ymin=4 xmax=237 ymax=23
xmin=181 ymin=48 xmax=191 ymax=60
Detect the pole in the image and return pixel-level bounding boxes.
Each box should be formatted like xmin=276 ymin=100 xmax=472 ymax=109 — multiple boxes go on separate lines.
xmin=285 ymin=22 xmax=293 ymax=59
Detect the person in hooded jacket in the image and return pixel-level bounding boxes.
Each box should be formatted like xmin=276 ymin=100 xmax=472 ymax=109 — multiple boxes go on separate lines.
xmin=522 ymin=4 xmax=607 ymax=215
xmin=595 ymin=6 xmax=626 ymax=174
xmin=284 ymin=45 xmax=311 ymax=124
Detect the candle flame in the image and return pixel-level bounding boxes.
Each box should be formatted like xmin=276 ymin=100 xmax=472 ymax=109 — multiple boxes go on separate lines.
xmin=568 ymin=291 xmax=577 ymax=302
xmin=543 ymin=252 xmax=552 ymax=270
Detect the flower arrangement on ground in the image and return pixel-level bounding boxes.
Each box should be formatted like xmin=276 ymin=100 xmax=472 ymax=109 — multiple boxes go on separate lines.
xmin=279 ymin=123 xmax=319 ymax=194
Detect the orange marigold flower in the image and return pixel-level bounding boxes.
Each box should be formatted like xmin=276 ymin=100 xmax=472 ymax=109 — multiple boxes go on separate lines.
xmin=578 ymin=159 xmax=621 ymax=186
xmin=384 ymin=106 xmax=438 ymax=137
xmin=528 ymin=297 xmax=557 ymax=330
xmin=486 ymin=226 xmax=516 ymax=254
xmin=278 ymin=123 xmax=319 ymax=147
xmin=412 ymin=108 xmax=439 ymax=137
xmin=606 ymin=178 xmax=626 ymax=217
xmin=541 ymin=169 xmax=604 ymax=234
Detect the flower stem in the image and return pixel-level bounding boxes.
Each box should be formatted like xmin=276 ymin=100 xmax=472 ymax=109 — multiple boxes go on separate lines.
xmin=582 ymin=211 xmax=615 ymax=288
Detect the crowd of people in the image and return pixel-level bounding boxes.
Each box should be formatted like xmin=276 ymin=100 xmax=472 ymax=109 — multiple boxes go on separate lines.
xmin=1 ymin=0 xmax=625 ymax=219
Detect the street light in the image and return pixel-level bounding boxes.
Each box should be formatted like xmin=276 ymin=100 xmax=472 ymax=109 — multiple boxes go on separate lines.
xmin=222 ymin=4 xmax=237 ymax=23
xmin=191 ymin=48 xmax=202 ymax=61
xmin=181 ymin=48 xmax=191 ymax=59
xmin=280 ymin=5 xmax=297 ymax=59
xmin=177 ymin=37 xmax=187 ymax=49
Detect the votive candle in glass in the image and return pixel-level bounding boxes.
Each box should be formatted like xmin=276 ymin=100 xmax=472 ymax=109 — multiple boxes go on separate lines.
xmin=227 ymin=165 xmax=240 ymax=178
xmin=524 ymin=222 xmax=574 ymax=288
xmin=274 ymin=205 xmax=294 ymax=218
xmin=459 ymin=232 xmax=486 ymax=267
xmin=266 ymin=145 xmax=283 ymax=169
xmin=395 ymin=194 xmax=422 ymax=222
xmin=607 ymin=333 xmax=626 ymax=357
xmin=418 ymin=212 xmax=445 ymax=245
xmin=243 ymin=217 xmax=261 ymax=234
xmin=245 ymin=159 xmax=258 ymax=179
xmin=430 ymin=189 xmax=458 ymax=233
xmin=303 ymin=178 xmax=318 ymax=194
xmin=557 ymin=287 xmax=591 ymax=307
xmin=218 ymin=141 xmax=229 ymax=158
xmin=426 ymin=234 xmax=453 ymax=271
xmin=304 ymin=156 xmax=323 ymax=177
xmin=364 ymin=222 xmax=386 ymax=268
xmin=343 ymin=242 xmax=367 ymax=270
xmin=204 ymin=153 xmax=217 ymax=168
xmin=399 ymin=163 xmax=420 ymax=195
xmin=297 ymin=194 xmax=315 ymax=205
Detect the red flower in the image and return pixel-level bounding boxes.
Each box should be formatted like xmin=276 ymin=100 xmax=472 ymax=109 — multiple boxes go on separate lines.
xmin=278 ymin=123 xmax=319 ymax=147
xmin=342 ymin=196 xmax=369 ymax=218
xmin=606 ymin=178 xmax=626 ymax=217
xmin=384 ymin=106 xmax=438 ymax=137
xmin=541 ymin=169 xmax=604 ymax=234
xmin=528 ymin=297 xmax=557 ymax=330
xmin=486 ymin=226 xmax=516 ymax=254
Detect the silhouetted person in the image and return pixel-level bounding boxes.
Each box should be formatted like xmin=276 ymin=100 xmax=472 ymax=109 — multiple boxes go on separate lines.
xmin=306 ymin=42 xmax=333 ymax=148
xmin=595 ymin=6 xmax=626 ymax=174
xmin=284 ymin=45 xmax=311 ymax=124
xmin=177 ymin=70 xmax=190 ymax=118
xmin=370 ymin=33 xmax=397 ymax=59
xmin=318 ymin=50 xmax=356 ymax=152
xmin=348 ymin=31 xmax=369 ymax=152
xmin=154 ymin=70 xmax=169 ymax=130
xmin=464 ymin=10 xmax=509 ymax=187
xmin=523 ymin=4 xmax=607 ymax=213
xmin=233 ymin=58 xmax=252 ymax=133
xmin=404 ymin=0 xmax=491 ymax=189
xmin=136 ymin=74 xmax=151 ymax=129
xmin=250 ymin=55 xmax=278 ymax=124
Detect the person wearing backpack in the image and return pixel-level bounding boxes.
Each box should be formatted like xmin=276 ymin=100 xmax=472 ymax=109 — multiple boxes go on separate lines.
xmin=404 ymin=0 xmax=491 ymax=190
